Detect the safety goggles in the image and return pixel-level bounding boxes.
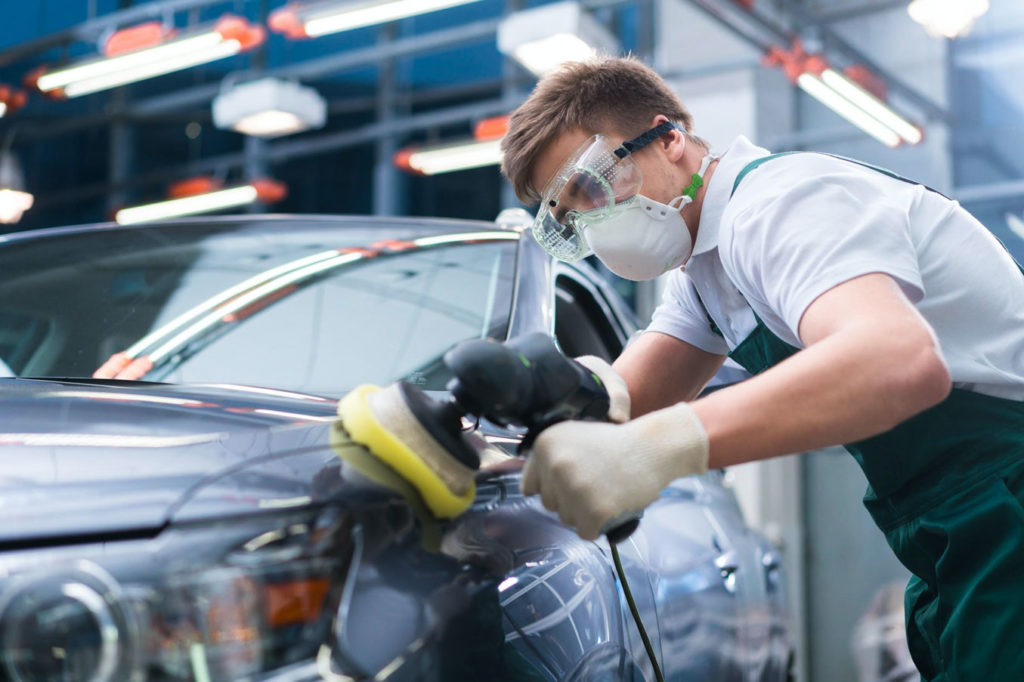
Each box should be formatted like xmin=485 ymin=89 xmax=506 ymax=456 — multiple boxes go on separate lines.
xmin=532 ymin=121 xmax=682 ymax=262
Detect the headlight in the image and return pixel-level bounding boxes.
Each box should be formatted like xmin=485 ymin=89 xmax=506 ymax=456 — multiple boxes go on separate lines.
xmin=0 ymin=507 xmax=353 ymax=682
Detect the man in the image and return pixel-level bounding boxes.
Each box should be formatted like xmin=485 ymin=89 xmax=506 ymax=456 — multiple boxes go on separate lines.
xmin=500 ymin=56 xmax=1024 ymax=680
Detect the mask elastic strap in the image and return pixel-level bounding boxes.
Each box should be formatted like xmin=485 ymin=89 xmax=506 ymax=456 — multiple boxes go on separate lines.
xmin=675 ymin=153 xmax=716 ymax=204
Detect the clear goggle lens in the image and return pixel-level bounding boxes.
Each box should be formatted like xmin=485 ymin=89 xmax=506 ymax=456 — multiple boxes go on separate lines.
xmin=532 ymin=210 xmax=592 ymax=262
xmin=531 ymin=135 xmax=643 ymax=261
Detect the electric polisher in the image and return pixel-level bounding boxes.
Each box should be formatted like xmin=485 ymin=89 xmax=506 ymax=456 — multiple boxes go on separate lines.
xmin=335 ymin=332 xmax=640 ymax=542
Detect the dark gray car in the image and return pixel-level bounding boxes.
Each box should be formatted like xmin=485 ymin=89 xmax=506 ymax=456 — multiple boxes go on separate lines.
xmin=0 ymin=215 xmax=791 ymax=681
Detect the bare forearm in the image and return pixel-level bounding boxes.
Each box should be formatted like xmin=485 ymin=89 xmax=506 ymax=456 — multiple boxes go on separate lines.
xmin=692 ymin=323 xmax=951 ymax=468
xmin=614 ymin=332 xmax=725 ymax=418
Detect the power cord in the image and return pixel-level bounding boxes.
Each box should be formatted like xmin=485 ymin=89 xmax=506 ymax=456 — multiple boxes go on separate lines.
xmin=610 ymin=542 xmax=664 ymax=682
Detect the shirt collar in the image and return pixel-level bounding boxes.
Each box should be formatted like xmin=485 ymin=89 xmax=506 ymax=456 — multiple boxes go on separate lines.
xmin=691 ymin=135 xmax=772 ymax=256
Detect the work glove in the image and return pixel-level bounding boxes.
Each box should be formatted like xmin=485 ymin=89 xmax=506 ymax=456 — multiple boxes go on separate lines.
xmin=573 ymin=355 xmax=631 ymax=423
xmin=522 ymin=402 xmax=709 ymax=541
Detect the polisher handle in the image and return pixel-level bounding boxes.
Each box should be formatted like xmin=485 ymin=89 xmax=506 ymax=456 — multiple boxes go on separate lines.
xmin=604 ymin=518 xmax=641 ymax=544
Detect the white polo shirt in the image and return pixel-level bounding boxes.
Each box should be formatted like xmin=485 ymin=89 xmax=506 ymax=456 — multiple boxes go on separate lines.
xmin=649 ymin=135 xmax=1024 ymax=400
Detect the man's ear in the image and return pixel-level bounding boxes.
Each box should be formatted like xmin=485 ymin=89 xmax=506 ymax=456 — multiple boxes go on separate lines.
xmin=665 ymin=129 xmax=686 ymax=163
xmin=649 ymin=114 xmax=685 ymax=161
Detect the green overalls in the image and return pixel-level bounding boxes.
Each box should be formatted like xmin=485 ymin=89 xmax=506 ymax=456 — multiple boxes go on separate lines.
xmin=711 ymin=154 xmax=1024 ymax=681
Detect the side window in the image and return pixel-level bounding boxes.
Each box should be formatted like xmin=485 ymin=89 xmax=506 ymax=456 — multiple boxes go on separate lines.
xmin=553 ymin=276 xmax=623 ymax=361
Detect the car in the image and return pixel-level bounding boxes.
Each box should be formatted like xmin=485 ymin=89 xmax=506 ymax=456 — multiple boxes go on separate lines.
xmin=0 ymin=214 xmax=791 ymax=682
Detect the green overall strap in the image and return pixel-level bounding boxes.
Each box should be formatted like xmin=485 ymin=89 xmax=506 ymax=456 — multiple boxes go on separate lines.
xmin=731 ymin=151 xmax=951 ymax=199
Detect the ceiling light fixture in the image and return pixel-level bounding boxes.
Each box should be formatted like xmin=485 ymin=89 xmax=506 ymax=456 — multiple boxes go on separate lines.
xmin=0 ymin=85 xmax=28 ymax=118
xmin=269 ymin=0 xmax=483 ymax=39
xmin=213 ymin=78 xmax=327 ymax=138
xmin=765 ymin=40 xmax=923 ymax=148
xmin=497 ymin=1 xmax=619 ymax=76
xmin=0 ymin=152 xmax=33 ymax=224
xmin=907 ymin=0 xmax=989 ymax=39
xmin=394 ymin=115 xmax=508 ymax=175
xmin=29 ymin=16 xmax=265 ymax=99
xmin=115 ymin=177 xmax=286 ymax=225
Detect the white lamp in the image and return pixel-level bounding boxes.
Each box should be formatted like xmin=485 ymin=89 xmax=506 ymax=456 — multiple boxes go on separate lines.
xmin=497 ymin=1 xmax=619 ymax=76
xmin=908 ymin=0 xmax=989 ymax=39
xmin=0 ymin=152 xmax=33 ymax=224
xmin=213 ymin=78 xmax=327 ymax=138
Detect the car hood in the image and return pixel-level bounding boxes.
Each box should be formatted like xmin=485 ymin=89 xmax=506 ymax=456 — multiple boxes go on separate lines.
xmin=0 ymin=378 xmax=344 ymax=544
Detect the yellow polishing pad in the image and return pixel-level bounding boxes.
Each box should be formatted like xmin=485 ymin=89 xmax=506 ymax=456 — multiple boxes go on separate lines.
xmin=336 ymin=384 xmax=476 ymax=520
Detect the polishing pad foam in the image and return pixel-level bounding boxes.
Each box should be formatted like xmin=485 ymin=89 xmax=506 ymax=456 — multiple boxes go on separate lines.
xmin=337 ymin=384 xmax=476 ymax=519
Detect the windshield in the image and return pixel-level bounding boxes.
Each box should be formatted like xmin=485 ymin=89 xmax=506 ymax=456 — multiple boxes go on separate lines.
xmin=0 ymin=219 xmax=518 ymax=397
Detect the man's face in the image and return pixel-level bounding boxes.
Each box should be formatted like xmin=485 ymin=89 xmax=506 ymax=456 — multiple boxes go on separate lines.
xmin=529 ymin=127 xmax=673 ymax=221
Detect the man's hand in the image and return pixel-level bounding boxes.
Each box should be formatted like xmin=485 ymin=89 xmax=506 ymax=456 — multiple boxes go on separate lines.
xmin=522 ymin=402 xmax=709 ymax=540
xmin=574 ymin=355 xmax=631 ymax=423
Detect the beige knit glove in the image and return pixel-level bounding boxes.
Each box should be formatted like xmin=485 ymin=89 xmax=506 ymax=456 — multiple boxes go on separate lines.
xmin=573 ymin=355 xmax=631 ymax=423
xmin=522 ymin=401 xmax=709 ymax=540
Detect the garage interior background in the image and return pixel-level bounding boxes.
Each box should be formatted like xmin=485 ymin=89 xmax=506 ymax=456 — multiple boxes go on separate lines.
xmin=1 ymin=1 xmax=1022 ymax=680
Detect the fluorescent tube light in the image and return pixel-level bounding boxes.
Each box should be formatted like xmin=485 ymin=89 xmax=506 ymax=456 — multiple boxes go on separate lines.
xmin=797 ymin=73 xmax=902 ymax=148
xmin=64 ymin=40 xmax=241 ymax=98
xmin=908 ymin=0 xmax=989 ymax=38
xmin=399 ymin=139 xmax=503 ymax=175
xmin=38 ymin=33 xmax=224 ymax=91
xmin=116 ymin=185 xmax=259 ymax=224
xmin=272 ymin=0 xmax=483 ymax=38
xmin=820 ymin=69 xmax=923 ymax=144
xmin=34 ymin=16 xmax=264 ymax=98
xmin=0 ymin=103 xmax=6 ymax=118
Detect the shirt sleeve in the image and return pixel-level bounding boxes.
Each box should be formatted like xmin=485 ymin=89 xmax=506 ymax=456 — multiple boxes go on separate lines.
xmin=647 ymin=270 xmax=730 ymax=354
xmin=719 ymin=165 xmax=925 ymax=341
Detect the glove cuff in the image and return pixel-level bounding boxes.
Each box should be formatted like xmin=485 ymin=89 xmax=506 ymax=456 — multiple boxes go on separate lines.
xmin=627 ymin=401 xmax=709 ymax=487
xmin=573 ymin=354 xmax=631 ymax=423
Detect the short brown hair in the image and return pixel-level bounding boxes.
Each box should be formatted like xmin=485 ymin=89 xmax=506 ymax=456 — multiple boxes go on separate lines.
xmin=500 ymin=56 xmax=701 ymax=204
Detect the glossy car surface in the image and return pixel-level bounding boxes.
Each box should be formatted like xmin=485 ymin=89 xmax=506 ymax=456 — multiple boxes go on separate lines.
xmin=0 ymin=215 xmax=790 ymax=681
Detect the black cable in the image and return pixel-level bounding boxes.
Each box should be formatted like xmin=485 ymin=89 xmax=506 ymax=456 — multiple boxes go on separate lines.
xmin=610 ymin=542 xmax=664 ymax=682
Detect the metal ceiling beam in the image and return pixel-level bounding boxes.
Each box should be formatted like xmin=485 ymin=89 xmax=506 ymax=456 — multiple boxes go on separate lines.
xmin=36 ymin=96 xmax=519 ymax=208
xmin=4 ymin=78 xmax=515 ymax=143
xmin=129 ymin=17 xmax=502 ymax=115
xmin=684 ymin=0 xmax=784 ymax=52
xmin=812 ymin=0 xmax=908 ymax=25
xmin=957 ymin=179 xmax=1024 ymax=205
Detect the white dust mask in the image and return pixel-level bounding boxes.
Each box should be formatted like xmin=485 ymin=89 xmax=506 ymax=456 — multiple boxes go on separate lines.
xmin=584 ymin=153 xmax=715 ymax=281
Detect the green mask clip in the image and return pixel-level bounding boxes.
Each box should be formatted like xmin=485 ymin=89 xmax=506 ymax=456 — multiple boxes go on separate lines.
xmin=681 ymin=173 xmax=704 ymax=200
